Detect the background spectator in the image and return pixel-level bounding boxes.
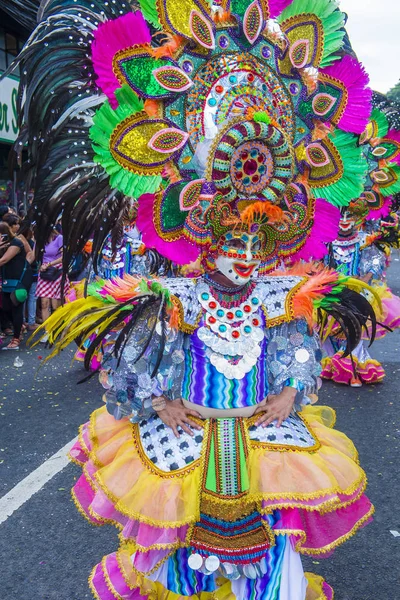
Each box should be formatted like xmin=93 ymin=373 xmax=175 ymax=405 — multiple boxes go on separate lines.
xmin=0 ymin=222 xmax=33 ymax=350
xmin=3 ymin=213 xmax=21 ymax=235
xmin=36 ymin=227 xmax=70 ymax=323
xmin=19 ymin=221 xmax=39 ymax=331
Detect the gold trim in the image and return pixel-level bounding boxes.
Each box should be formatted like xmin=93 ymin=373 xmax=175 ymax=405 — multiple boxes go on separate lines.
xmin=276 ymin=504 xmax=375 ymax=555
xmin=246 ymin=411 xmax=321 ymax=453
xmin=102 ymin=555 xmax=125 ymax=600
xmin=171 ymin=294 xmax=202 ymax=333
xmin=317 ymin=73 xmax=349 ymax=125
xmin=132 ymin=421 xmax=201 ymax=478
xmin=70 ymin=488 xmax=103 ymax=528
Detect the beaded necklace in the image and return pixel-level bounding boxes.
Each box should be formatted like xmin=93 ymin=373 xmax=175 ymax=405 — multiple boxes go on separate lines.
xmin=204 ymin=275 xmax=256 ymax=308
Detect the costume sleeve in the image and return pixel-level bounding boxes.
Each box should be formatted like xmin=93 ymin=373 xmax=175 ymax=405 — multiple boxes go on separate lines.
xmin=265 ymin=319 xmax=322 ymax=409
xmin=100 ymin=306 xmax=186 ymax=421
xmin=359 ymin=245 xmax=386 ymax=279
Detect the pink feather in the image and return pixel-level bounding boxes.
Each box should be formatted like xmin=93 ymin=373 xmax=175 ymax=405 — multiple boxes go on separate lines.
xmin=385 ymin=129 xmax=400 ymax=165
xmin=321 ymin=55 xmax=372 ymax=134
xmin=91 ymin=12 xmax=151 ymax=108
xmin=366 ymin=196 xmax=392 ymax=221
xmin=292 ymin=199 xmax=340 ymax=262
xmin=136 ymin=193 xmax=200 ymax=265
xmin=268 ymin=0 xmax=293 ymax=18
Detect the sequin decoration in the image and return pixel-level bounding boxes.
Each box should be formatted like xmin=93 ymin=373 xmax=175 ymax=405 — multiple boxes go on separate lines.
xmin=230 ymin=142 xmax=274 ymax=194
xmin=243 ymin=0 xmax=264 ymax=45
xmin=185 ymin=52 xmax=294 ymax=153
xmin=306 ymin=143 xmax=330 ymax=167
xmin=190 ymin=9 xmax=215 ymax=50
xmin=179 ymin=179 xmax=204 ymax=211
xmin=153 ymin=65 xmax=194 ymax=93
xmin=110 ymin=114 xmax=178 ymax=174
xmin=113 ymin=49 xmax=175 ymax=99
xmin=370 ymin=168 xmax=395 ymax=186
xmin=156 ymin=0 xmax=211 ymax=40
xmin=278 ymin=16 xmax=324 ymax=77
xmin=305 ymin=138 xmax=344 ymax=186
xmin=298 ymin=74 xmax=347 ymax=126
xmin=148 ymin=127 xmax=189 ymax=154
xmin=206 ymin=119 xmax=294 ymax=203
xmin=289 ymin=39 xmax=310 ymax=69
xmin=311 ymin=93 xmax=337 ymax=117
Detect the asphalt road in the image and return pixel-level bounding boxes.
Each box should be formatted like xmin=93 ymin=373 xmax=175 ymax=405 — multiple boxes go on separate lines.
xmin=1 ymin=261 xmax=400 ymax=600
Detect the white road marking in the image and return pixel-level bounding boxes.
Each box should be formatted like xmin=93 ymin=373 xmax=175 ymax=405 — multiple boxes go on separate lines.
xmin=0 ymin=436 xmax=77 ymax=525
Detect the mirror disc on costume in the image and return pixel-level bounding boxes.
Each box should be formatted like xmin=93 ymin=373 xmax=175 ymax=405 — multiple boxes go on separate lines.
xmin=188 ymin=553 xmax=203 ymax=570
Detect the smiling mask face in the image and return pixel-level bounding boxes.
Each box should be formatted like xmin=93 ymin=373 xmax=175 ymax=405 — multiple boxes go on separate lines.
xmin=338 ymin=211 xmax=357 ymax=236
xmin=215 ymin=231 xmax=263 ymax=284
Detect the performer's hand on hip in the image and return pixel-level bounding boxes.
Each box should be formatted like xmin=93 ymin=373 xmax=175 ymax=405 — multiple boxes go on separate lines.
xmin=156 ymin=398 xmax=203 ymax=438
xmin=254 ymin=387 xmax=296 ymax=428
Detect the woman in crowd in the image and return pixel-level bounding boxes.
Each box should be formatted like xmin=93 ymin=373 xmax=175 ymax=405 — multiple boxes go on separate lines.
xmin=18 ymin=221 xmax=39 ymax=331
xmin=35 ymin=226 xmax=70 ymax=322
xmin=2 ymin=212 xmax=21 ymax=236
xmin=0 ymin=221 xmax=33 ymax=349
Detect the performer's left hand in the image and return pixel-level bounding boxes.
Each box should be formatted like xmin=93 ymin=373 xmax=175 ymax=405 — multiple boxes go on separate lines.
xmin=254 ymin=387 xmax=296 ymax=428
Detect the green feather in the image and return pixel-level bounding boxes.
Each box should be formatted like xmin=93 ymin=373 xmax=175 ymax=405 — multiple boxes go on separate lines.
xmin=311 ymin=129 xmax=368 ymax=207
xmin=370 ymin=108 xmax=389 ymax=139
xmin=89 ymin=85 xmax=162 ymax=198
xmin=380 ymin=164 xmax=400 ymax=197
xmin=137 ymin=0 xmax=162 ymax=29
xmin=278 ymin=0 xmax=345 ymax=68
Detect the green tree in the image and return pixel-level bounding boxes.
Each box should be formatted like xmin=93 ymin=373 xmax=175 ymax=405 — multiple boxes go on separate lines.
xmin=387 ymin=80 xmax=400 ymax=102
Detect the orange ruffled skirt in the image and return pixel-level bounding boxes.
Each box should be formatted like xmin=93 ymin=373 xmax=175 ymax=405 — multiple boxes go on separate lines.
xmin=70 ymin=405 xmax=373 ymax=600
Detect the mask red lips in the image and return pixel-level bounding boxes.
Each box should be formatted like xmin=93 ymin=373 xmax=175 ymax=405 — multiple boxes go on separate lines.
xmin=233 ymin=263 xmax=256 ymax=278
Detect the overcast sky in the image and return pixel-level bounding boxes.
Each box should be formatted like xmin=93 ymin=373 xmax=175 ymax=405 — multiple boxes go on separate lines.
xmin=339 ymin=0 xmax=400 ymax=93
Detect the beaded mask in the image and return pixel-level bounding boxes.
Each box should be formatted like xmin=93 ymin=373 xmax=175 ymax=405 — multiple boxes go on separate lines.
xmin=338 ymin=200 xmax=369 ymax=236
xmin=215 ymin=231 xmax=262 ymax=284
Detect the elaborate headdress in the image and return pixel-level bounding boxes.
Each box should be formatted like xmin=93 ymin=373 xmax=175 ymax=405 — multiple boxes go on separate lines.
xmin=7 ymin=0 xmax=376 ymax=271
xmin=358 ymin=95 xmax=400 ymax=222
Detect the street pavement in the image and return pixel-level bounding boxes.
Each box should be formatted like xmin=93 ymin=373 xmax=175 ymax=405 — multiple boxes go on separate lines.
xmin=1 ymin=261 xmax=400 ymax=599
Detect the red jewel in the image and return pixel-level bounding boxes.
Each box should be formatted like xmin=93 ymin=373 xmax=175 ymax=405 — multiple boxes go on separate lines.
xmin=209 ymin=316 xmax=216 ymax=324
xmin=244 ymin=305 xmax=251 ymax=313
xmin=232 ymin=330 xmax=240 ymax=339
xmin=209 ymin=301 xmax=217 ymax=309
xmin=227 ymin=312 xmax=234 ymax=319
xmin=247 ymin=73 xmax=255 ymax=82
xmin=252 ymin=318 xmax=259 ymax=326
xmin=215 ymin=85 xmax=224 ymax=94
xmin=241 ymin=151 xmax=249 ymax=160
xmin=236 ymin=172 xmax=243 ymax=179
xmin=233 ymin=253 xmax=238 ymax=258
xmin=258 ymin=155 xmax=265 ymax=163
xmin=252 ymin=175 xmax=260 ymax=183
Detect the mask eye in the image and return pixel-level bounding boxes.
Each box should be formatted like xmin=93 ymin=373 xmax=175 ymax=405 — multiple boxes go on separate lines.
xmin=251 ymin=240 xmax=261 ymax=253
xmin=226 ymin=238 xmax=246 ymax=250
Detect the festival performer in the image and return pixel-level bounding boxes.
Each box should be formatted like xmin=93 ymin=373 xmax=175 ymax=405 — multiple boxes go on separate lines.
xmin=10 ymin=0 xmax=386 ymax=598
xmin=321 ymin=105 xmax=400 ymax=386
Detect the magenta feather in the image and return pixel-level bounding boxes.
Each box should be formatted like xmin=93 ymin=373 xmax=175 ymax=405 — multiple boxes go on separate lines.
xmin=292 ymin=198 xmax=340 ymax=261
xmin=136 ymin=193 xmax=200 ymax=264
xmin=91 ymin=12 xmax=151 ymax=108
xmin=366 ymin=196 xmax=392 ymax=221
xmin=268 ymin=0 xmax=293 ymax=18
xmin=321 ymin=55 xmax=372 ymax=135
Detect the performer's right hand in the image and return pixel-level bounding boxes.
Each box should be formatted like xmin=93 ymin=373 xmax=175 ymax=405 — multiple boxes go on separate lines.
xmin=156 ymin=398 xmax=203 ymax=438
